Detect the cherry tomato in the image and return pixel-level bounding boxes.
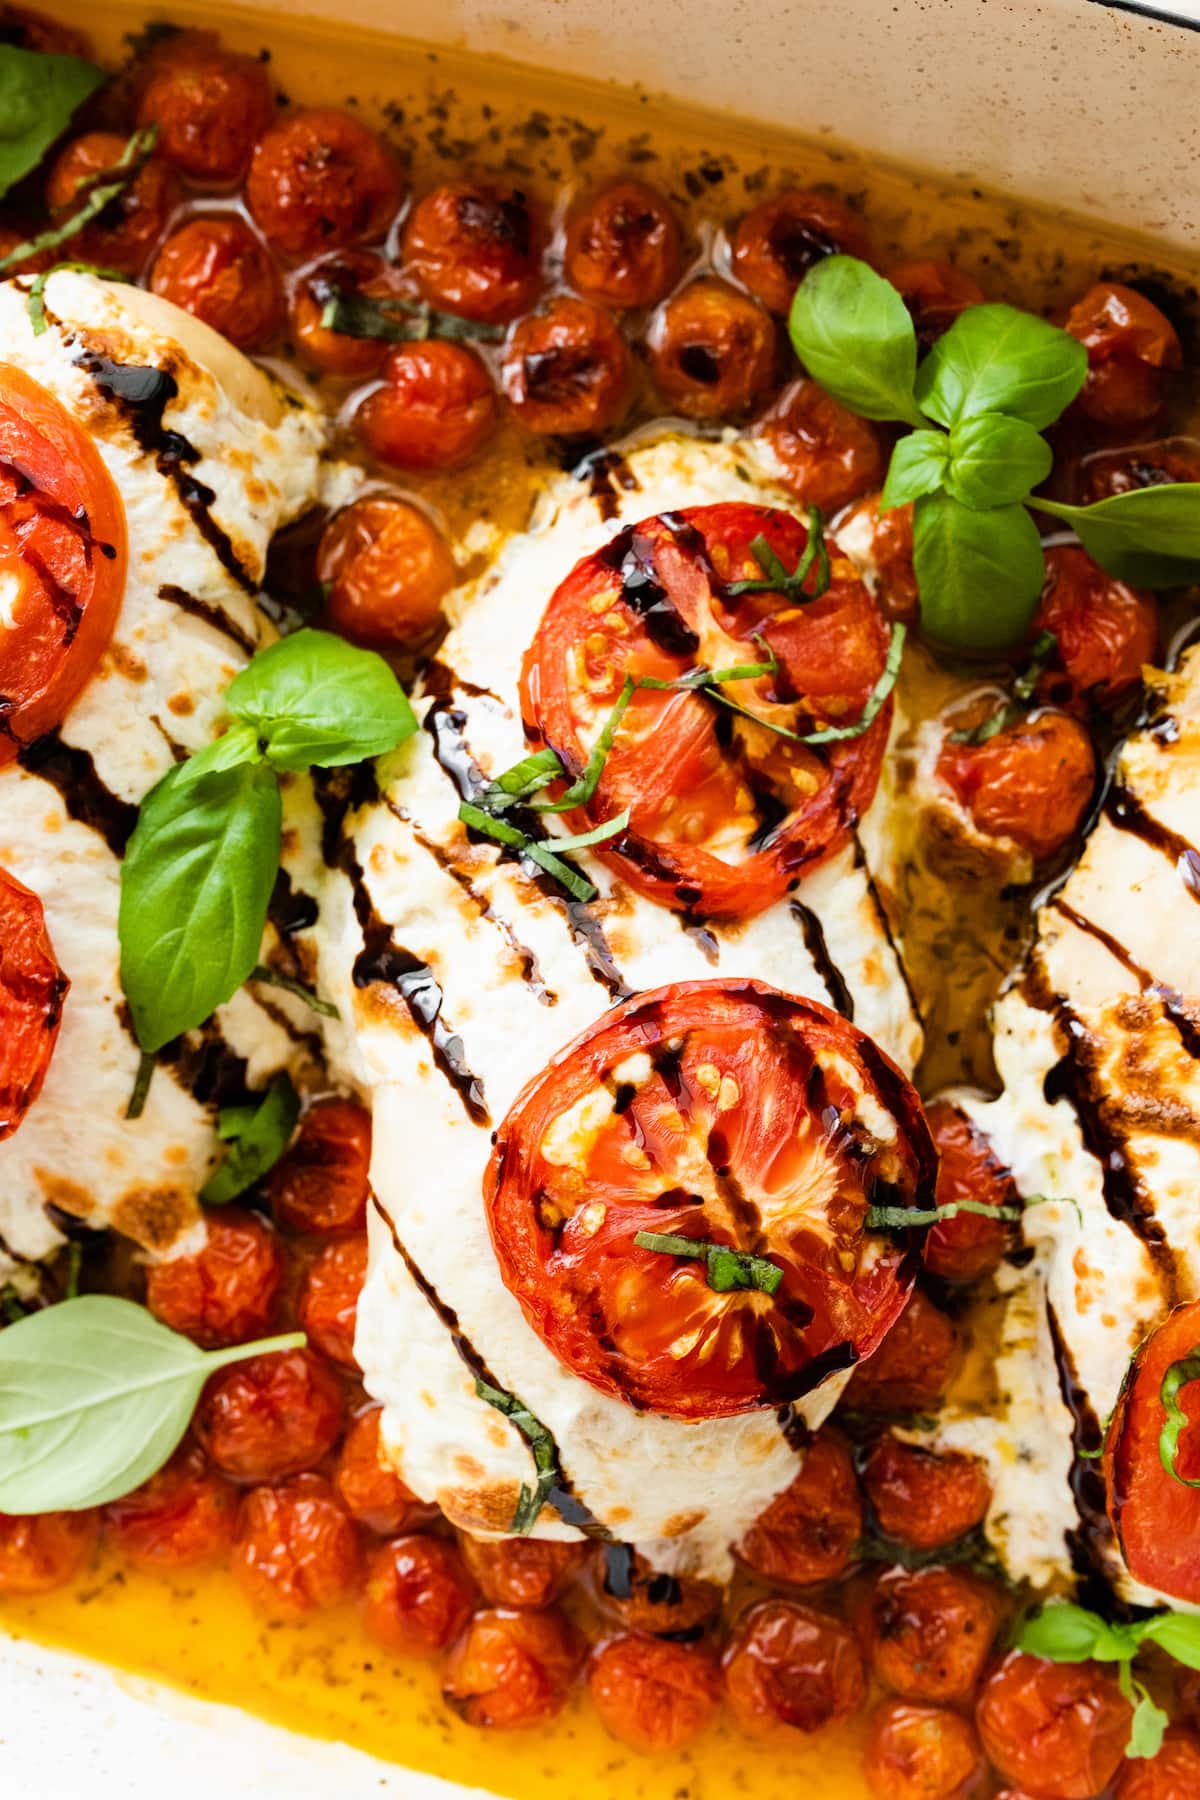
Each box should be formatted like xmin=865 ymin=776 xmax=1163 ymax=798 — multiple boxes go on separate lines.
xmin=1065 ymin=283 xmax=1181 ymax=427
xmin=864 ymin=1699 xmax=985 ymax=1800
xmin=502 ymin=296 xmax=633 ymax=437
xmin=195 ymin=1346 xmax=345 ymax=1482
xmin=1080 ymin=436 xmax=1200 ymax=504
xmin=457 ymin=1533 xmax=585 ymax=1610
xmin=363 ymin=1533 xmax=475 ymax=1655
xmin=443 ymin=1607 xmax=582 ymax=1730
xmin=0 ymin=1509 xmax=98 ymax=1593
xmin=731 ymin=190 xmax=873 ymax=316
xmin=0 ymin=222 xmax=52 ymax=276
xmin=298 ymin=1234 xmax=367 ymax=1370
xmin=840 ymin=494 xmax=919 ymax=626
xmin=246 ymin=109 xmax=403 ymax=260
xmin=757 ymin=378 xmax=885 ymax=516
xmin=315 ymin=495 xmax=455 ymax=649
xmin=737 ymin=1427 xmax=863 ymax=1586
xmin=45 ymin=132 xmax=180 ymax=275
xmin=357 ymin=340 xmax=498 ymax=471
xmin=519 ymin=503 xmax=893 ymax=920
xmin=564 ymin=180 xmax=683 ymax=309
xmin=588 ymin=1634 xmax=722 ymax=1751
xmin=334 ymin=1407 xmax=431 ymax=1534
xmin=149 ymin=217 xmax=283 ymax=350
xmin=0 ymin=363 xmax=127 ymax=762
xmin=287 ymin=249 xmax=397 ymax=379
xmin=922 ymin=1099 xmax=1017 ymax=1284
xmin=134 ymin=30 xmax=274 ymax=185
xmin=864 ymin=1437 xmax=991 ymax=1551
xmin=105 ymin=1441 xmax=235 ymax=1568
xmin=487 ymin=981 xmax=934 ymax=1420
xmin=844 ymin=1287 xmax=959 ymax=1413
xmin=594 ymin=1545 xmax=721 ymax=1638
xmin=976 ymin=1651 xmax=1132 ymax=1800
xmin=0 ymin=869 xmax=67 ymax=1140
xmin=861 ymin=1565 xmax=1001 ymax=1703
xmin=269 ymin=1097 xmax=371 ymax=1236
xmin=935 ymin=710 xmax=1096 ymax=864
xmin=723 ymin=1598 xmax=867 ymax=1738
xmin=887 ymin=261 xmax=983 ymax=355
xmin=1105 ymin=1298 xmax=1200 ymax=1604
xmin=648 ymin=278 xmax=776 ymax=419
xmin=1115 ymin=1726 xmax=1200 ymax=1800
xmin=144 ymin=1208 xmax=284 ymax=1348
xmin=1029 ymin=544 xmax=1157 ymax=711
xmin=402 ymin=182 xmax=543 ymax=323
xmin=0 ymin=3 xmax=90 ymax=55
xmin=232 ymin=1473 xmax=361 ymax=1619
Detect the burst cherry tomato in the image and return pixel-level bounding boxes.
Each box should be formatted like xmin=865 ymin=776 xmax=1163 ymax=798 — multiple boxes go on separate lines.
xmin=443 ymin=1607 xmax=582 ymax=1729
xmin=1105 ymin=1298 xmax=1200 ymax=1604
xmin=861 ymin=1565 xmax=1001 ymax=1704
xmin=864 ymin=1700 xmax=985 ymax=1800
xmin=840 ymin=494 xmax=919 ymax=626
xmin=844 ymin=1288 xmax=959 ymax=1413
xmin=737 ymin=1427 xmax=863 ymax=1586
xmin=149 ymin=217 xmax=283 ymax=349
xmin=458 ymin=1534 xmax=586 ymax=1610
xmin=334 ymin=1407 xmax=431 ymax=1534
xmin=935 ymin=710 xmax=1096 ymax=865
xmin=135 ymin=30 xmax=274 ymax=185
xmin=1080 ymin=436 xmax=1200 ymax=504
xmin=922 ymin=1099 xmax=1017 ymax=1284
xmin=232 ymin=1474 xmax=361 ymax=1619
xmin=45 ymin=132 xmax=179 ymax=275
xmin=864 ymin=1437 xmax=991 ymax=1551
xmin=976 ymin=1651 xmax=1132 ymax=1800
xmin=594 ymin=1546 xmax=721 ymax=1637
xmin=1065 ymin=283 xmax=1181 ymax=427
xmin=0 ymin=1509 xmax=98 ymax=1593
xmin=316 ymin=495 xmax=455 ymax=649
xmin=0 ymin=364 xmax=127 ymax=762
xmin=363 ymin=1534 xmax=475 ymax=1655
xmin=269 ymin=1097 xmax=371 ymax=1236
xmin=105 ymin=1441 xmax=235 ymax=1568
xmin=144 ymin=1207 xmax=284 ymax=1348
xmin=246 ymin=109 xmax=403 ymax=260
xmin=402 ymin=182 xmax=543 ymax=323
xmin=0 ymin=869 xmax=67 ymax=1140
xmin=723 ymin=1598 xmax=867 ymax=1738
xmin=1029 ymin=545 xmax=1157 ymax=711
xmin=731 ymin=189 xmax=873 ymax=316
xmin=287 ymin=250 xmax=396 ymax=379
xmin=502 ymin=296 xmax=633 ymax=436
xmin=757 ymin=378 xmax=885 ymax=515
xmin=648 ymin=278 xmax=776 ymax=419
xmin=298 ymin=1234 xmax=367 ymax=1369
xmin=357 ymin=340 xmax=498 ymax=471
xmin=519 ymin=502 xmax=893 ymax=920
xmin=196 ymin=1346 xmax=345 ymax=1482
xmin=588 ymin=1634 xmax=722 ymax=1751
xmin=888 ymin=260 xmax=983 ymax=354
xmin=486 ymin=981 xmax=934 ymax=1420
xmin=1115 ymin=1726 xmax=1200 ymax=1800
xmin=564 ymin=180 xmax=683 ymax=309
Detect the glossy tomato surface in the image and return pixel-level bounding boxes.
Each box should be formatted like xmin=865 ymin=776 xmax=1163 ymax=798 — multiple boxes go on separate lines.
xmin=1106 ymin=1297 xmax=1200 ymax=1603
xmin=0 ymin=867 xmax=67 ymax=1140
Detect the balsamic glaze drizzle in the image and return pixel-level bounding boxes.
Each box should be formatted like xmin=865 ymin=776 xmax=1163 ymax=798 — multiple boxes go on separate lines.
xmin=568 ymin=445 xmax=640 ymax=522
xmin=791 ymin=899 xmax=855 ymax=1019
xmin=17 ymin=733 xmax=138 ymax=856
xmin=1051 ymin=895 xmax=1200 ymax=1061
xmin=1106 ymin=782 xmax=1200 ymax=905
xmin=157 ymin=582 xmax=257 ymax=657
xmin=1046 ymin=1300 xmax=1121 ymax=1609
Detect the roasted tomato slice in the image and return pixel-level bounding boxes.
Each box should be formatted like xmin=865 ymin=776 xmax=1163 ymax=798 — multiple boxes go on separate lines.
xmin=0 ymin=364 xmax=127 ymax=763
xmin=0 ymin=867 xmax=68 ymax=1138
xmin=519 ymin=502 xmax=893 ymax=922
xmin=485 ymin=980 xmax=935 ymax=1420
xmin=1105 ymin=1298 xmax=1200 ymax=1604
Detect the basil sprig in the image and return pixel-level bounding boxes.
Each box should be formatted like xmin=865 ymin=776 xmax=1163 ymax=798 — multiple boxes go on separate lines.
xmin=1015 ymin=1601 xmax=1200 ymax=1760
xmin=201 ymin=1072 xmax=300 ymax=1206
xmin=0 ymin=1295 xmax=304 ymax=1511
xmin=0 ymin=44 xmax=105 ymax=200
xmin=1158 ymin=1340 xmax=1200 ymax=1489
xmin=633 ymin=1229 xmax=784 ymax=1296
xmin=0 ymin=124 xmax=159 ymax=281
xmin=120 ymin=630 xmax=416 ymax=1054
xmin=473 ymin=1376 xmax=563 ymax=1534
xmin=789 ymin=256 xmax=1200 ymax=649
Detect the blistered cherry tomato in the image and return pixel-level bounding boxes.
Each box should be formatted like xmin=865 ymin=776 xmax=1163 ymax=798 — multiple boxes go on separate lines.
xmin=864 ymin=1437 xmax=991 ymax=1551
xmin=45 ymin=132 xmax=179 ymax=275
xmin=287 ymin=250 xmax=395 ymax=378
xmin=731 ymin=189 xmax=873 ymax=316
xmin=648 ymin=278 xmax=775 ymax=419
xmin=864 ymin=1699 xmax=985 ymax=1800
xmin=0 ymin=1509 xmax=98 ymax=1593
xmin=564 ymin=180 xmax=683 ymax=309
xmin=935 ymin=710 xmax=1096 ymax=864
xmin=595 ymin=1545 xmax=721 ymax=1638
xmin=1105 ymin=1297 xmax=1200 ymax=1604
xmin=0 ymin=868 xmax=67 ymax=1140
xmin=503 ymin=296 xmax=633 ymax=436
xmin=105 ymin=1441 xmax=235 ymax=1568
xmin=1065 ymin=282 xmax=1181 ymax=427
xmin=403 ymin=182 xmax=543 ymax=323
xmin=145 ymin=1208 xmax=284 ymax=1349
xmin=861 ymin=1565 xmax=1000 ymax=1704
xmin=922 ymin=1099 xmax=1017 ymax=1284
xmin=737 ymin=1427 xmax=863 ymax=1586
xmin=246 ymin=109 xmax=402 ymax=260
xmin=845 ymin=1288 xmax=959 ymax=1413
xmin=840 ymin=494 xmax=919 ymax=626
xmin=588 ymin=1634 xmax=722 ymax=1751
xmin=1080 ymin=436 xmax=1200 ymax=504
xmin=0 ymin=3 xmax=90 ymax=55
xmin=723 ymin=1598 xmax=866 ymax=1738
xmin=334 ymin=1407 xmax=430 ymax=1534
xmin=135 ymin=30 xmax=274 ymax=185
xmin=232 ymin=1473 xmax=361 ymax=1619
xmin=269 ymin=1097 xmax=371 ymax=1237
xmin=298 ymin=1234 xmax=367 ymax=1370
xmin=443 ymin=1607 xmax=582 ymax=1730
xmin=1029 ymin=544 xmax=1157 ymax=711
xmin=357 ymin=340 xmax=498 ymax=471
xmin=150 ymin=216 xmax=283 ymax=349
xmin=976 ymin=1651 xmax=1131 ymax=1800
xmin=315 ymin=495 xmax=456 ymax=649
xmin=458 ymin=1533 xmax=585 ymax=1610
xmin=363 ymin=1534 xmax=475 ymax=1656
xmin=757 ymin=378 xmax=885 ymax=515
xmin=196 ymin=1346 xmax=344 ymax=1482
xmin=1115 ymin=1726 xmax=1200 ymax=1800
xmin=888 ymin=260 xmax=983 ymax=354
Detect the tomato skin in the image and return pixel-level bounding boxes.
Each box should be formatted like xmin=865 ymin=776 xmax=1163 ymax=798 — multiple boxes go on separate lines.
xmin=588 ymin=1634 xmax=722 ymax=1751
xmin=502 ymin=296 xmax=633 ymax=437
xmin=269 ymin=1097 xmax=371 ymax=1237
xmin=1115 ymin=1726 xmax=1200 ymax=1800
xmin=357 ymin=340 xmax=498 ymax=471
xmin=1029 ymin=545 xmax=1157 ymax=712
xmin=0 ymin=868 xmax=67 ymax=1140
xmin=105 ymin=1442 xmax=236 ymax=1569
xmin=737 ymin=1427 xmax=863 ymax=1587
xmin=935 ymin=710 xmax=1096 ymax=864
xmin=287 ymin=250 xmax=394 ymax=378
xmin=333 ymin=1407 xmax=432 ymax=1534
xmin=246 ymin=109 xmax=403 ymax=260
xmin=144 ymin=1208 xmax=284 ymax=1349
xmin=150 ymin=216 xmax=283 ymax=349
xmin=135 ymin=30 xmax=274 ymax=185
xmin=402 ymin=183 xmax=543 ymax=324
xmin=45 ymin=133 xmax=180 ymax=275
xmin=442 ymin=1607 xmax=583 ymax=1730
xmin=564 ymin=180 xmax=683 ymax=310
xmin=757 ymin=378 xmax=886 ymax=515
xmin=975 ymin=1651 xmax=1132 ymax=1800
xmin=649 ymin=277 xmax=776 ymax=419
xmin=860 ymin=1566 xmax=1001 ymax=1704
xmin=1080 ymin=436 xmax=1200 ymax=505
xmin=1105 ymin=1297 xmax=1200 ymax=1604
xmin=841 ymin=493 xmax=919 ymax=626
xmin=887 ymin=261 xmax=983 ymax=354
xmin=1065 ymin=283 xmax=1181 ymax=427
xmin=298 ymin=1234 xmax=367 ymax=1370
xmin=457 ymin=1534 xmax=586 ymax=1610
xmin=922 ymin=1100 xmax=1016 ymax=1285
xmin=315 ymin=496 xmax=455 ymax=650
xmin=231 ymin=1473 xmax=361 ymax=1619
xmin=363 ymin=1534 xmax=475 ymax=1656
xmin=845 ymin=1288 xmax=959 ymax=1413
xmin=731 ymin=189 xmax=873 ymax=316
xmin=593 ymin=1546 xmax=721 ymax=1638
xmin=0 ymin=1509 xmax=98 ymax=1594
xmin=864 ymin=1700 xmax=985 ymax=1800
xmin=195 ymin=1347 xmax=345 ymax=1482
xmin=864 ymin=1437 xmax=991 ymax=1551
xmin=723 ymin=1598 xmax=867 ymax=1738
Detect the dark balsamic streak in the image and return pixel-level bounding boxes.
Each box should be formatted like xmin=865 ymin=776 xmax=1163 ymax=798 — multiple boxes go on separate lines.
xmin=17 ymin=733 xmax=138 ymax=857
xmin=567 ymin=445 xmax=640 ymax=522
xmin=852 ymin=835 xmax=923 ymax=1026
xmin=1106 ymin=782 xmax=1200 ymax=905
xmin=1046 ymin=1300 xmax=1120 ymax=1609
xmin=1051 ymin=895 xmax=1200 ymax=1060
xmin=791 ymin=899 xmax=855 ymax=1020
xmin=157 ymin=582 xmax=257 ymax=657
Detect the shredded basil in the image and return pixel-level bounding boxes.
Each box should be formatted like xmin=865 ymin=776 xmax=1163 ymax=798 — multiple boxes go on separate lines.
xmin=1159 ymin=1341 xmax=1200 ymax=1489
xmin=26 ymin=259 xmax=126 ymax=336
xmin=473 ymin=1376 xmax=561 ymax=1534
xmin=319 ymin=288 xmax=505 ymax=345
xmin=949 ymin=629 xmax=1059 ymax=745
xmin=249 ymin=963 xmax=340 ymax=1020
xmin=726 ymin=511 xmax=831 ymax=601
xmin=633 ymin=1229 xmax=784 ymax=1297
xmin=865 ymin=1197 xmax=1021 ymax=1230
xmin=125 ymin=1049 xmax=156 ymax=1121
xmin=457 ymin=801 xmax=602 ymax=903
xmin=0 ymin=124 xmax=158 ymax=282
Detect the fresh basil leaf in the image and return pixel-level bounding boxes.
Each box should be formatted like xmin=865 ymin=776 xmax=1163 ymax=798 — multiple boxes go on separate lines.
xmin=915 ymin=303 xmax=1087 ymax=431
xmin=200 ymin=1073 xmax=300 ymax=1206
xmin=913 ymin=490 xmax=1045 ymax=650
xmin=788 ymin=255 xmax=925 ymax=426
xmin=633 ymin=1230 xmax=784 ymax=1297
xmin=1015 ymin=1602 xmax=1143 ymax=1665
xmin=226 ymin=629 xmax=417 ymax=772
xmin=182 ymin=721 xmax=262 ymax=777
xmin=0 ymin=46 xmax=106 ymax=200
xmin=1036 ymin=486 xmax=1200 ymax=588
xmin=0 ymin=1296 xmax=303 ymax=1511
xmin=1126 ymin=1684 xmax=1169 ymax=1761
xmin=119 ymin=759 xmax=282 ymax=1054
xmin=944 ymin=414 xmax=1054 ymax=510
xmin=1140 ymin=1612 xmax=1200 ymax=1672
xmin=473 ymin=1376 xmax=560 ymax=1534
xmin=1158 ymin=1341 xmax=1200 ymax=1489
xmin=880 ymin=431 xmax=950 ymax=510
